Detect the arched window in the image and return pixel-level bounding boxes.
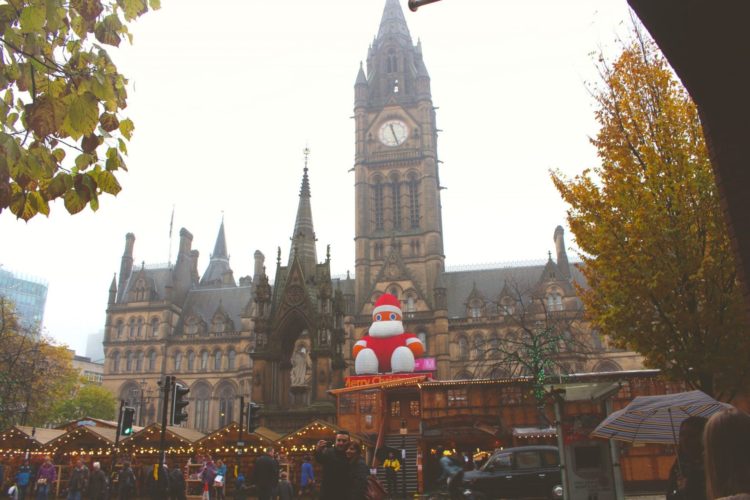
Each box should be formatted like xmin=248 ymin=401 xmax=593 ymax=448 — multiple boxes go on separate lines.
xmin=408 ymin=175 xmax=420 ymax=228
xmin=126 ymin=351 xmax=133 ymax=371
xmin=472 ymin=334 xmax=484 ymax=360
xmin=406 ymin=295 xmax=416 ymax=312
xmin=218 ymin=384 xmax=236 ymax=428
xmin=374 ymin=179 xmax=384 ymax=230
xmin=136 ymin=317 xmax=143 ymax=337
xmin=471 ymin=303 xmax=482 ymax=318
xmin=200 ymin=351 xmax=209 ymax=370
xmin=187 ymin=351 xmax=195 ymax=371
xmin=547 ymin=292 xmax=563 ymax=311
xmin=214 ymin=350 xmax=222 ymax=371
xmin=386 ymin=49 xmax=398 ymax=73
xmin=227 ymin=349 xmax=236 ymax=370
xmin=458 ymin=337 xmax=468 ymax=360
xmin=128 ymin=318 xmax=136 ymax=337
xmin=116 ymin=320 xmax=124 ymax=339
xmin=417 ymin=332 xmax=427 ymax=354
xmin=112 ymin=352 xmax=120 ymax=372
xmin=136 ymin=351 xmax=144 ymax=372
xmin=193 ymin=384 xmax=211 ymax=432
xmin=392 ymin=181 xmax=401 ymax=230
xmin=147 ymin=350 xmax=156 ymax=371
xmin=174 ymin=352 xmax=183 ymax=372
xmin=151 ymin=317 xmax=159 ymax=337
xmin=489 ymin=335 xmax=500 ymax=358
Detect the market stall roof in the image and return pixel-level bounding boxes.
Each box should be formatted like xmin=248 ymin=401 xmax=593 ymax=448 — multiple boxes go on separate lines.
xmin=57 ymin=417 xmax=118 ymax=431
xmin=42 ymin=424 xmax=117 ymax=457
xmin=255 ymin=426 xmax=282 ymax=443
xmin=194 ymin=422 xmax=279 ymax=455
xmin=329 ymin=375 xmax=429 ymax=395
xmin=512 ymin=426 xmax=557 ymax=438
xmin=278 ymin=419 xmax=372 ymax=453
xmin=118 ymin=423 xmax=205 ymax=456
xmin=0 ymin=426 xmax=65 ymax=453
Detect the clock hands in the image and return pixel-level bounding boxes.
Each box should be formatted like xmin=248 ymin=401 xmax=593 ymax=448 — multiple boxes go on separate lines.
xmin=389 ymin=124 xmax=399 ymax=144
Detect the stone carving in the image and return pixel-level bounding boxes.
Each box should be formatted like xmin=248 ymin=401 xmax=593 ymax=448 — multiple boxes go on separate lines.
xmin=291 ymin=341 xmax=312 ymax=387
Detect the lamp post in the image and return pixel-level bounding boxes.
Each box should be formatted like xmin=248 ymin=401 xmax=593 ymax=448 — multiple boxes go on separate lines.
xmin=400 ymin=418 xmax=407 ymax=498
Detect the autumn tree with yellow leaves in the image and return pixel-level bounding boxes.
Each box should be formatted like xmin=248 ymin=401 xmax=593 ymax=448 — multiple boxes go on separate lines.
xmin=0 ymin=0 xmax=159 ymax=220
xmin=551 ymin=29 xmax=750 ymax=400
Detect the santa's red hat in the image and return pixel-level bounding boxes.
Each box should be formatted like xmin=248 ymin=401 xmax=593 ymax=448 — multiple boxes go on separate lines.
xmin=373 ymin=293 xmax=402 ymax=317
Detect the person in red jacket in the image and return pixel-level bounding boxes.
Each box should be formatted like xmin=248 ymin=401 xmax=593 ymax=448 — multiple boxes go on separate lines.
xmin=353 ymin=293 xmax=424 ymax=374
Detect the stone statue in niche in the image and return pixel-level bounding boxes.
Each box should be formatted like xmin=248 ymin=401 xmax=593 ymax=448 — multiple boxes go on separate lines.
xmin=290 ymin=340 xmax=312 ymax=387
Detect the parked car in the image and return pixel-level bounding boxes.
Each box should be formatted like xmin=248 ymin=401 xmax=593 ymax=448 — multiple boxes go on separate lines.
xmin=462 ymin=445 xmax=563 ymax=500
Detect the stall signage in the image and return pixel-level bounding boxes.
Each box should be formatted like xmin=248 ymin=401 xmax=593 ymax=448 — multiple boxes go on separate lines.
xmin=236 ymin=441 xmax=245 ymax=447
xmin=345 ymin=373 xmax=431 ymax=388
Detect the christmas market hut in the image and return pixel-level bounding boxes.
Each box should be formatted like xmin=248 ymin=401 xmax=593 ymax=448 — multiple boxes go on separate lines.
xmin=277 ymin=419 xmax=373 ymax=487
xmin=190 ymin=422 xmax=282 ymax=497
xmin=0 ymin=425 xmax=65 ymax=457
xmin=118 ymin=423 xmax=204 ymax=464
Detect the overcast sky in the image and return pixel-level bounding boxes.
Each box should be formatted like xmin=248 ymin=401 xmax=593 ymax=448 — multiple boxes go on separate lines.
xmin=0 ymin=0 xmax=634 ymax=356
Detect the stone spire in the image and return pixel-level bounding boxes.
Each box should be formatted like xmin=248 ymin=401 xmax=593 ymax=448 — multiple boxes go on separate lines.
xmin=117 ymin=233 xmax=135 ymax=302
xmin=288 ymin=147 xmax=318 ymax=280
xmin=554 ymin=225 xmax=571 ymax=279
xmin=201 ymin=218 xmax=235 ymax=287
xmin=377 ymin=0 xmax=412 ymax=46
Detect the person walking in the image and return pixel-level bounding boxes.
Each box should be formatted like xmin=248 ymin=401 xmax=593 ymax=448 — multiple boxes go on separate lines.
xmin=666 ymin=416 xmax=708 ymax=500
xmin=299 ymin=455 xmax=315 ymax=498
xmin=277 ymin=471 xmax=294 ymax=500
xmin=169 ymin=464 xmax=186 ymax=500
xmin=383 ymin=451 xmax=401 ymax=498
xmin=66 ymin=460 xmax=90 ymax=500
xmin=315 ymin=431 xmax=352 ymax=500
xmin=200 ymin=459 xmax=217 ymax=500
xmin=252 ymin=447 xmax=279 ymax=500
xmin=346 ymin=443 xmax=369 ymax=500
xmin=117 ymin=462 xmax=137 ymax=500
xmin=35 ymin=458 xmax=56 ymax=500
xmin=704 ymin=408 xmax=750 ymax=500
xmin=214 ymin=460 xmax=227 ymax=500
xmin=15 ymin=460 xmax=32 ymax=500
xmin=437 ymin=447 xmax=464 ymax=500
xmin=87 ymin=462 xmax=108 ymax=500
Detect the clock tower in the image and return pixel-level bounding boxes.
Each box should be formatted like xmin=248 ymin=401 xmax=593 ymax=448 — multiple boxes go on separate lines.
xmin=353 ymin=0 xmax=445 ymax=317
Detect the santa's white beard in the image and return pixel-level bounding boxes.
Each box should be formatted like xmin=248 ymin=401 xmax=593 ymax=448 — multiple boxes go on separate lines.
xmin=369 ymin=320 xmax=404 ymax=337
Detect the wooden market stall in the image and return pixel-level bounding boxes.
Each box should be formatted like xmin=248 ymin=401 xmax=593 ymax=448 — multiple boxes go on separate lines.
xmin=277 ymin=419 xmax=373 ymax=490
xmin=190 ymin=421 xmax=281 ymax=498
xmin=40 ymin=425 xmax=118 ymax=497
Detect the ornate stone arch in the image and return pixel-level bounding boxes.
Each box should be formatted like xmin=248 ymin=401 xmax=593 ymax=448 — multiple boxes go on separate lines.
xmin=213 ymin=380 xmax=238 ymax=428
xmin=593 ymin=360 xmax=622 ymax=373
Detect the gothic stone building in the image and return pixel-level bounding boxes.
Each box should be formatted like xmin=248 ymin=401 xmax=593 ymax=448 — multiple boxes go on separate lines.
xmin=102 ymin=0 xmax=641 ymax=434
xmin=102 ymin=165 xmax=347 ymax=434
xmin=339 ymin=0 xmax=642 ymax=380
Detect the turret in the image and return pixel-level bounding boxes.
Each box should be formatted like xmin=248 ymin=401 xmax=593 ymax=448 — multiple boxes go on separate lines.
xmin=554 ymin=225 xmax=571 ymax=279
xmin=116 ymin=233 xmax=135 ymax=302
xmin=288 ymin=148 xmax=318 ymax=282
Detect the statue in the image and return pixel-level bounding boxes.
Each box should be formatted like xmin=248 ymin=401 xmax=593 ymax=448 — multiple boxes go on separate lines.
xmin=291 ymin=343 xmax=312 ymax=387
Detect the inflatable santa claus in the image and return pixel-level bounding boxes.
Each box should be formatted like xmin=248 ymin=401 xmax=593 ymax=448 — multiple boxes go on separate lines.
xmin=353 ymin=293 xmax=424 ymax=374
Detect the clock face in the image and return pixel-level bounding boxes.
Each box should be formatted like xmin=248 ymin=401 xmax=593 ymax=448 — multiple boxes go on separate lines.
xmin=378 ymin=120 xmax=408 ymax=147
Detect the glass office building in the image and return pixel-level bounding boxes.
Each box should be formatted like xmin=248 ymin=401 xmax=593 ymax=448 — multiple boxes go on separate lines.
xmin=0 ymin=266 xmax=48 ymax=335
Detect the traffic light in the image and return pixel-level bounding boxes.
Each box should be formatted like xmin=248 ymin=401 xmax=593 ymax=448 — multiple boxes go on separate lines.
xmin=247 ymin=402 xmax=261 ymax=433
xmin=121 ymin=407 xmax=135 ymax=436
xmin=171 ymin=382 xmax=190 ymax=426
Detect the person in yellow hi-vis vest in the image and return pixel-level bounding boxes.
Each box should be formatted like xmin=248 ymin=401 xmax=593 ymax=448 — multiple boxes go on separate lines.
xmin=383 ymin=451 xmax=401 ymax=498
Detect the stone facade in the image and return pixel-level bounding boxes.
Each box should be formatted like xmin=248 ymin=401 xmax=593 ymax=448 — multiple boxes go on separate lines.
xmin=343 ymin=0 xmax=643 ymax=379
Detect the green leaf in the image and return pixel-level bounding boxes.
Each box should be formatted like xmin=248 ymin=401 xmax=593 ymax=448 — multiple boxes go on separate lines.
xmin=27 ymin=191 xmax=49 ymax=217
xmin=94 ymin=14 xmax=123 ymax=47
xmin=63 ymin=189 xmax=87 ymax=214
xmin=65 ymin=92 xmax=99 ymax=139
xmin=118 ymin=118 xmax=134 ymax=140
xmin=46 ymin=173 xmax=69 ymax=199
xmin=75 ymin=153 xmax=94 ymax=170
xmin=149 ymin=0 xmax=161 ymax=9
xmin=19 ymin=5 xmax=45 ymax=33
xmin=96 ymin=170 xmax=121 ymax=195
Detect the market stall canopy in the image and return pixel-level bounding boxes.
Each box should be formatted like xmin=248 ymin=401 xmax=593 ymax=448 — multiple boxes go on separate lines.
xmin=194 ymin=422 xmax=280 ymax=455
xmin=56 ymin=417 xmax=119 ymax=431
xmin=42 ymin=425 xmax=117 ymax=457
xmin=119 ymin=423 xmax=205 ymax=457
xmin=0 ymin=426 xmax=65 ymax=454
xmin=278 ymin=419 xmax=372 ymax=454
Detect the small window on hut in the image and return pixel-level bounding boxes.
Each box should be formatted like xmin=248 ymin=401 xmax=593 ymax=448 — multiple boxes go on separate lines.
xmin=447 ymin=388 xmax=468 ymax=408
